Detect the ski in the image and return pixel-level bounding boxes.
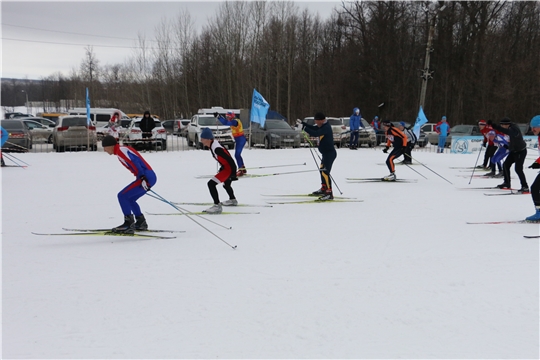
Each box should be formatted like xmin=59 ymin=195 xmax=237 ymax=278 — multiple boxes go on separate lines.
xmin=261 ymin=194 xmax=357 ymax=200
xmin=457 ymin=187 xmax=519 ymax=191
xmin=483 ymin=191 xmax=529 ymax=196
xmin=196 ymin=169 xmax=316 ymax=179
xmin=523 ymin=235 xmax=540 ymax=239
xmin=450 ymin=166 xmax=490 ymax=169
xmin=62 ymin=227 xmax=185 ymax=233
xmin=466 ymin=220 xmax=539 ymax=225
xmin=146 ymin=211 xmax=259 ymax=216
xmin=32 ymin=231 xmax=176 ymax=239
xmin=266 ymin=199 xmax=364 ymax=205
xmin=171 ymin=201 xmax=273 ymax=208
xmin=346 ymin=178 xmax=417 ymax=183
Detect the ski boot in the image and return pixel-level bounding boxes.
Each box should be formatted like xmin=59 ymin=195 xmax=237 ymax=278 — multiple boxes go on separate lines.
xmin=311 ymin=184 xmax=327 ymax=196
xmin=483 ymin=171 xmax=495 ymax=177
xmin=496 ymin=183 xmax=510 ymax=189
xmin=236 ymin=167 xmax=247 ymax=177
xmin=134 ymin=214 xmax=148 ymax=231
xmin=518 ymin=186 xmax=530 ymax=194
xmin=318 ymin=189 xmax=334 ymax=201
xmin=221 ymin=199 xmax=238 ymax=206
xmin=382 ymin=172 xmax=396 ymax=181
xmin=526 ymin=207 xmax=540 ymax=222
xmin=203 ymin=203 xmax=222 ymax=214
xmin=113 ymin=215 xmax=135 ymax=233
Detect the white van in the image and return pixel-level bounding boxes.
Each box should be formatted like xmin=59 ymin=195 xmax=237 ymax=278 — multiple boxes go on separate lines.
xmin=68 ymin=108 xmax=130 ymax=127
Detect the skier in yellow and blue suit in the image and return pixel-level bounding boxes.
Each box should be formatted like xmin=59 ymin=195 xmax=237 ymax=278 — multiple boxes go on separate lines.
xmin=215 ymin=111 xmax=247 ymax=177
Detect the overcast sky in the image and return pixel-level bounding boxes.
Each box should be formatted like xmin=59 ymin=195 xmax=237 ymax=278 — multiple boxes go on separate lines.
xmin=2 ymin=1 xmax=340 ymax=80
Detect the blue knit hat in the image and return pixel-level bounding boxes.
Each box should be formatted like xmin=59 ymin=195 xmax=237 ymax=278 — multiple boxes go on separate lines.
xmin=530 ymin=115 xmax=540 ymax=128
xmin=200 ymin=128 xmax=214 ymax=139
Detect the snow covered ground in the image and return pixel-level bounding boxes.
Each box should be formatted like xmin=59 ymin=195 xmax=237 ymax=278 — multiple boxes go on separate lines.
xmin=2 ymin=146 xmax=538 ymax=358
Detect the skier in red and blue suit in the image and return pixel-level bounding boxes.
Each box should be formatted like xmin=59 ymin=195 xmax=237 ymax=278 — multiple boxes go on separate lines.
xmin=486 ymin=130 xmax=509 ymax=177
xmin=102 ymin=135 xmax=156 ymax=232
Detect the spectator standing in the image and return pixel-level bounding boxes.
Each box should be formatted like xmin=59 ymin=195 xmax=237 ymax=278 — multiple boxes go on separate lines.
xmin=381 ymin=120 xmax=408 ymax=180
xmin=297 ymin=112 xmax=337 ymax=201
xmin=435 ymin=116 xmax=450 ymax=153
xmin=215 ymin=111 xmax=247 ymax=176
xmin=102 ymin=135 xmax=156 ymax=233
xmin=488 ymin=118 xmax=529 ymax=193
xmin=199 ymin=128 xmax=238 ymax=214
xmin=349 ymin=107 xmax=363 ymax=150
xmin=139 ymin=111 xmax=156 ymax=144
xmin=371 ymin=116 xmax=380 ymax=131
xmin=525 ymin=115 xmax=540 ymax=221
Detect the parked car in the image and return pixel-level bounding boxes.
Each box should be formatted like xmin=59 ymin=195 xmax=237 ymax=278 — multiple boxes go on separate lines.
xmin=96 ymin=119 xmax=131 ymax=140
xmin=187 ymin=115 xmax=234 ymax=149
xmin=428 ymin=124 xmax=481 ymax=146
xmin=249 ymin=119 xmax=301 ymax=149
xmin=421 ymin=123 xmax=437 ymax=138
xmin=21 ymin=119 xmax=54 ymax=143
xmin=0 ymin=119 xmax=32 ymax=151
xmin=19 ymin=116 xmax=56 ymax=128
xmin=161 ymin=119 xmax=182 ymax=136
xmin=5 ymin=112 xmax=34 ymax=119
xmin=53 ymin=115 xmax=97 ymax=152
xmin=122 ymin=119 xmax=168 ymax=150
xmin=179 ymin=119 xmax=190 ymax=137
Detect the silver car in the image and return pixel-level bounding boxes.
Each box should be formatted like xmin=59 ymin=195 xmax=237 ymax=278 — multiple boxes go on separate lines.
xmin=123 ymin=119 xmax=168 ymax=150
xmin=53 ymin=115 xmax=97 ymax=152
xmin=22 ymin=119 xmax=54 ymax=143
xmin=1 ymin=119 xmax=33 ymax=151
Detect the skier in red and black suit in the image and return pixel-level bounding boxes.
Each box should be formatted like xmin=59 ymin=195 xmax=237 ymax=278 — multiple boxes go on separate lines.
xmin=199 ymin=128 xmax=238 ymax=214
xmin=381 ymin=120 xmax=407 ymax=181
xmin=478 ymin=119 xmax=501 ymax=176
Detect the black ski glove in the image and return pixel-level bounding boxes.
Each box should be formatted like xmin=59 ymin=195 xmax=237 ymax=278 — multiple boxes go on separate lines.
xmin=529 ymin=162 xmax=540 ymax=169
xmin=213 ymin=112 xmax=219 ymax=118
xmin=140 ymin=176 xmax=151 ymax=191
xmin=383 ymin=147 xmax=389 ymax=153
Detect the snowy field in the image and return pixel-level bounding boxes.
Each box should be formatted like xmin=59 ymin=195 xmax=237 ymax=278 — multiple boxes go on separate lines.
xmin=2 ymin=146 xmax=539 ymax=359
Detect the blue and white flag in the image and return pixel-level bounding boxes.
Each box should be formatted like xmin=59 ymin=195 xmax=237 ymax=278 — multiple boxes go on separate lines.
xmin=250 ymin=89 xmax=270 ymax=127
xmin=413 ymin=106 xmax=428 ymax=140
xmin=85 ymin=87 xmax=91 ymax=125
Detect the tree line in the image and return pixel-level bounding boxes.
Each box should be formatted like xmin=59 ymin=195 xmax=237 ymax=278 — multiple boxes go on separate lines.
xmin=2 ymin=1 xmax=539 ymax=125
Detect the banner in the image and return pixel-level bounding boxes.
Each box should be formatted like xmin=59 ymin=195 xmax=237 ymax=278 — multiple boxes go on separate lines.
xmin=85 ymin=87 xmax=91 ymax=125
xmin=413 ymin=106 xmax=428 ymax=141
xmin=250 ymin=89 xmax=270 ymax=127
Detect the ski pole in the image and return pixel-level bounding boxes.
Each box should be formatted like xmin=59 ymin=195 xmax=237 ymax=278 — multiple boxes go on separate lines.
xmin=3 ymin=151 xmax=30 ymax=165
xmin=146 ymin=190 xmax=237 ymax=249
xmin=5 ymin=141 xmax=29 ymax=153
xmin=301 ymin=131 xmax=343 ymax=194
xmin=246 ymin=162 xmax=306 ymax=170
xmin=145 ymin=191 xmax=231 ymax=230
xmin=401 ymin=158 xmax=428 ymax=179
xmin=469 ymin=145 xmax=484 ymax=184
xmin=408 ymin=155 xmax=453 ymax=185
xmin=3 ymin=152 xmax=28 ymax=168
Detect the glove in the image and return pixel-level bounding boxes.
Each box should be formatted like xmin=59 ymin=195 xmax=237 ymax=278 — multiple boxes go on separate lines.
xmin=487 ymin=120 xmax=493 ymax=126
xmin=503 ymin=144 xmax=509 ymax=149
xmin=482 ymin=142 xmax=486 ymax=148
xmin=213 ymin=112 xmax=219 ymax=118
xmin=296 ymin=119 xmax=303 ymax=126
xmin=383 ymin=147 xmax=389 ymax=153
xmin=529 ymin=162 xmax=540 ymax=169
xmin=140 ymin=176 xmax=150 ymax=191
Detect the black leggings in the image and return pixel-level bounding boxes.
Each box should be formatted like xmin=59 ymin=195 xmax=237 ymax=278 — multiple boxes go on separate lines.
xmin=502 ymin=148 xmax=527 ymax=188
xmin=207 ymin=179 xmax=235 ymax=204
